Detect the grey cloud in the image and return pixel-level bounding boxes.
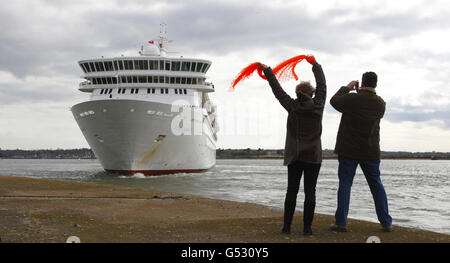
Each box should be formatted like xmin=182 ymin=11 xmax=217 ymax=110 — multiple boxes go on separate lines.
xmin=1 ymin=0 xmax=449 ymax=109
xmin=1 ymin=1 xmax=444 ymax=78
xmin=0 ymin=80 xmax=80 ymax=105
xmin=384 ymin=97 xmax=450 ymax=128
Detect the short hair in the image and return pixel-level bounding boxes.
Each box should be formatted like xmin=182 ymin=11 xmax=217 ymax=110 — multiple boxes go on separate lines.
xmin=362 ymin=72 xmax=377 ymax=88
xmin=296 ymin=81 xmax=315 ymax=97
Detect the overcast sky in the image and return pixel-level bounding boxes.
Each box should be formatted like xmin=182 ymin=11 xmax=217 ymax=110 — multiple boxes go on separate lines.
xmin=1 ymin=0 xmax=450 ymax=151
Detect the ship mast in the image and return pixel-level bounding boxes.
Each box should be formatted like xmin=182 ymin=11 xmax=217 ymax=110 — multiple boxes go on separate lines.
xmin=158 ymin=23 xmax=169 ymax=57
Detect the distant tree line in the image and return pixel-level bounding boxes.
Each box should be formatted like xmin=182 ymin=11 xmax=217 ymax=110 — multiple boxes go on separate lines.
xmin=0 ymin=148 xmax=95 ymax=159
xmin=1 ymin=148 xmax=449 ymax=160
xmin=216 ymin=148 xmax=450 ymax=160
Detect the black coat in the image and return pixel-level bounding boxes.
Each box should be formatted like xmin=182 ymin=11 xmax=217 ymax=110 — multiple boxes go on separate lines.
xmin=330 ymin=86 xmax=386 ymax=160
xmin=264 ymin=62 xmax=326 ymax=165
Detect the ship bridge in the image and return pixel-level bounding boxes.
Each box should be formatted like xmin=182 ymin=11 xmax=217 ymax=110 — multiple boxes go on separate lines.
xmin=76 ymin=25 xmax=216 ymax=109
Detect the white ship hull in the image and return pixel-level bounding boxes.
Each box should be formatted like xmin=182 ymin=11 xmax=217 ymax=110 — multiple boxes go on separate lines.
xmin=71 ymin=99 xmax=216 ymax=175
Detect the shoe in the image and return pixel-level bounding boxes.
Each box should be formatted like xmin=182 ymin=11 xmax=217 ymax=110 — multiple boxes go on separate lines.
xmin=281 ymin=227 xmax=291 ymax=234
xmin=303 ymin=228 xmax=313 ymax=236
xmin=381 ymin=225 xmax=393 ymax=232
xmin=329 ymin=224 xmax=347 ymax=232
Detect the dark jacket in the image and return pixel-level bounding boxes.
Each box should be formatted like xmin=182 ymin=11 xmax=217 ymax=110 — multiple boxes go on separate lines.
xmin=263 ymin=62 xmax=326 ymax=165
xmin=330 ymin=86 xmax=386 ymax=160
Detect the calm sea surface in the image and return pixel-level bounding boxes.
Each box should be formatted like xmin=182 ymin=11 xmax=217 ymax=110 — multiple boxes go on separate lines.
xmin=0 ymin=159 xmax=449 ymax=234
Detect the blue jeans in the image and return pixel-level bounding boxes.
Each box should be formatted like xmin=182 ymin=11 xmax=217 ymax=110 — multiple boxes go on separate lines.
xmin=334 ymin=156 xmax=392 ymax=227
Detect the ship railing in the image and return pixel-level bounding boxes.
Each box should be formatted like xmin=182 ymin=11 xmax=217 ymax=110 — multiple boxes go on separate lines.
xmin=79 ymin=81 xmax=91 ymax=87
xmin=78 ymin=81 xmax=215 ymax=92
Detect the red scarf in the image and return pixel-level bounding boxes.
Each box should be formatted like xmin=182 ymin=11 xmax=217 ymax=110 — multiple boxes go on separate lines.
xmin=230 ymin=55 xmax=315 ymax=91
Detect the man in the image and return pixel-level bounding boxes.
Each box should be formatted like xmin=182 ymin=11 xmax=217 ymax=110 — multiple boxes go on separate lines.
xmin=330 ymin=72 xmax=393 ymax=232
xmin=258 ymin=56 xmax=326 ymax=235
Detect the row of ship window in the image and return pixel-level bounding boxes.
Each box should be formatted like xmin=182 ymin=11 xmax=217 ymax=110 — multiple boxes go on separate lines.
xmin=99 ymin=88 xmax=188 ymax=95
xmin=89 ymin=76 xmax=205 ymax=85
xmin=80 ymin=60 xmax=210 ymax=74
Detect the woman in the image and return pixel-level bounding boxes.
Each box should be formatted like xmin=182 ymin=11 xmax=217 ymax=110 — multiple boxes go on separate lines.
xmin=258 ymin=56 xmax=326 ymax=235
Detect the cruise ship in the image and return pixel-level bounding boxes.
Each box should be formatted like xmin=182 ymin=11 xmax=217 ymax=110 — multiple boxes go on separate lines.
xmin=71 ymin=28 xmax=218 ymax=175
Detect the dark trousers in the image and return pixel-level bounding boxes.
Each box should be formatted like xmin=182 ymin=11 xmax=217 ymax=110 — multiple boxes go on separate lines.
xmin=283 ymin=161 xmax=321 ymax=231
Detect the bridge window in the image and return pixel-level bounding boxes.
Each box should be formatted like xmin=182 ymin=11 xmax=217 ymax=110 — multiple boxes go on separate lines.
xmin=171 ymin=61 xmax=181 ymax=71
xmin=165 ymin=61 xmax=170 ymax=70
xmin=134 ymin=60 xmax=148 ymax=70
xmin=149 ymin=60 xmax=158 ymax=70
xmin=117 ymin=60 xmax=124 ymax=70
xmin=190 ymin=62 xmax=196 ymax=72
xmin=201 ymin=63 xmax=208 ymax=73
xmin=196 ymin=62 xmax=203 ymax=72
xmin=104 ymin=61 xmax=113 ymax=71
xmin=181 ymin=62 xmax=190 ymax=71
xmin=142 ymin=60 xmax=148 ymax=70
xmin=81 ymin=63 xmax=88 ymax=73
xmin=96 ymin=62 xmax=105 ymax=72
xmin=89 ymin=62 xmax=95 ymax=72
xmin=124 ymin=60 xmax=133 ymax=70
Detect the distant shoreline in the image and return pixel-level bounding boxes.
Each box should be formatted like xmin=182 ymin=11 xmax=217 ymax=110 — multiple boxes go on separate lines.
xmin=216 ymin=157 xmax=450 ymax=160
xmin=1 ymin=148 xmax=450 ymax=160
xmin=1 ymin=157 xmax=450 ymax=160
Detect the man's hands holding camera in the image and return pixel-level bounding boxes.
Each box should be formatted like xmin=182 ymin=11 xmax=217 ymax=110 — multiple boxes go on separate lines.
xmin=346 ymin=80 xmax=359 ymax=91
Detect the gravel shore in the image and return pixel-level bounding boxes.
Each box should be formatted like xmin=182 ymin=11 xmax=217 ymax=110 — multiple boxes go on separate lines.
xmin=0 ymin=175 xmax=448 ymax=243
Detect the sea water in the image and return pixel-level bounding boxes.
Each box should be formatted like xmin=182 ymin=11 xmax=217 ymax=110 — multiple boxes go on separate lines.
xmin=0 ymin=158 xmax=449 ymax=234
